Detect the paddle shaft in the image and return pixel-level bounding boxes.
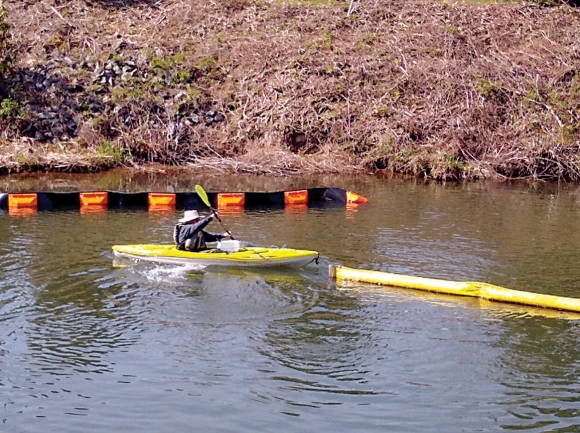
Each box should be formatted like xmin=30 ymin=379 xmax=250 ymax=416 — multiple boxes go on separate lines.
xmin=194 ymin=185 xmax=235 ymax=240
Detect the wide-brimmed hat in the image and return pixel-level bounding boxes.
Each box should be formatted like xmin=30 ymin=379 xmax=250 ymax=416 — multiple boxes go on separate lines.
xmin=179 ymin=210 xmax=202 ymax=223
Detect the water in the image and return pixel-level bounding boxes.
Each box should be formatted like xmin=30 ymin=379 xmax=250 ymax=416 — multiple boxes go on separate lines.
xmin=2 ymin=173 xmax=580 ymax=432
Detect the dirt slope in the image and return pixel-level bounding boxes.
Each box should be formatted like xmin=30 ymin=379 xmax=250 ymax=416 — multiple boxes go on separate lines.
xmin=1 ymin=0 xmax=580 ymax=180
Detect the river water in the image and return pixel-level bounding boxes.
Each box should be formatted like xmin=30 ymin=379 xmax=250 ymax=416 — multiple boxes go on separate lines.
xmin=2 ymin=172 xmax=580 ymax=433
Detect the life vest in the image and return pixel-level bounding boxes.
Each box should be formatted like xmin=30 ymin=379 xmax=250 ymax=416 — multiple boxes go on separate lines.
xmin=173 ymin=223 xmax=205 ymax=251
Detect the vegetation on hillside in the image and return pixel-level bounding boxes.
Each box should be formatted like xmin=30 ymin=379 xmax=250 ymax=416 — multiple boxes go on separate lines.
xmin=1 ymin=0 xmax=580 ymax=180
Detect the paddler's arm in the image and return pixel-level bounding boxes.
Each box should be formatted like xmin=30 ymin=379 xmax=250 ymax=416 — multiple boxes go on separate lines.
xmin=202 ymin=211 xmax=232 ymax=241
xmin=202 ymin=231 xmax=231 ymax=242
xmin=179 ymin=215 xmax=214 ymax=239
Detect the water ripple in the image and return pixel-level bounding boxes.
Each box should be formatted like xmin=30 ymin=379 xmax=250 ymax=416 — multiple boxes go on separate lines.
xmin=3 ymin=183 xmax=580 ymax=433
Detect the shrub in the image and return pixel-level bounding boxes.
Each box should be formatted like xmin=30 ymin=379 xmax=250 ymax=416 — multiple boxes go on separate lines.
xmin=0 ymin=97 xmax=25 ymax=118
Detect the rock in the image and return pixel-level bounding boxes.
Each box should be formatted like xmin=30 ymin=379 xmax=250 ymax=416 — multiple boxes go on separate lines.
xmin=115 ymin=106 xmax=131 ymax=124
xmin=65 ymin=84 xmax=84 ymax=93
xmin=88 ymin=101 xmax=101 ymax=112
xmin=203 ymin=111 xmax=225 ymax=125
xmin=66 ymin=119 xmax=78 ymax=133
xmin=150 ymin=104 xmax=163 ymax=115
xmin=52 ymin=125 xmax=64 ymax=137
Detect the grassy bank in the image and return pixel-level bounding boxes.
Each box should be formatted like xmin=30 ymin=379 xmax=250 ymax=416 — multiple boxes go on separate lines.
xmin=1 ymin=0 xmax=580 ymax=180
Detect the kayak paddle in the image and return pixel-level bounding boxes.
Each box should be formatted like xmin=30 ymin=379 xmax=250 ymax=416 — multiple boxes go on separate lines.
xmin=194 ymin=184 xmax=235 ymax=239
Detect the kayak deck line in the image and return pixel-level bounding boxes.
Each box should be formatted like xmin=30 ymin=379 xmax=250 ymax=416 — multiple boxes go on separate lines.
xmin=329 ymin=265 xmax=580 ymax=314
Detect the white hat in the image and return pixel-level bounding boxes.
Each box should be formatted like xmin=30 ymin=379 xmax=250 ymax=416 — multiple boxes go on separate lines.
xmin=179 ymin=210 xmax=202 ymax=223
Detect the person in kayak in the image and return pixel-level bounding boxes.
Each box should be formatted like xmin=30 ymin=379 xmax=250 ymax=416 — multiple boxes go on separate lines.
xmin=173 ymin=210 xmax=232 ymax=251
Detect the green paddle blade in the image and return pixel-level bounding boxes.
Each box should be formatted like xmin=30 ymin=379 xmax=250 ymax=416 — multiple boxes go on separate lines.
xmin=195 ymin=184 xmax=211 ymax=209
xmin=194 ymin=184 xmax=235 ymax=240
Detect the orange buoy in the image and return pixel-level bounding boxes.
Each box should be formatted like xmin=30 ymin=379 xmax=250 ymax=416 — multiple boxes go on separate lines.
xmin=346 ymin=191 xmax=368 ymax=204
xmin=148 ymin=193 xmax=176 ymax=209
xmin=8 ymin=193 xmax=38 ymax=209
xmin=217 ymin=192 xmax=245 ymax=208
xmin=80 ymin=192 xmax=108 ymax=207
xmin=284 ymin=190 xmax=308 ymax=205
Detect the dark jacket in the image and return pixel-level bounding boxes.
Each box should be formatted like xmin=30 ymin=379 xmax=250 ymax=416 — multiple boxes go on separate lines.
xmin=173 ymin=215 xmax=225 ymax=251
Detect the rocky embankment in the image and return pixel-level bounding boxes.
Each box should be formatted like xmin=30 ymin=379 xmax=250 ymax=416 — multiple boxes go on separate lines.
xmin=1 ymin=0 xmax=580 ymax=180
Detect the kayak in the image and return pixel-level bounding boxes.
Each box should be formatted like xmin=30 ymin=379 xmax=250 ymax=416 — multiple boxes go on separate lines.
xmin=111 ymin=244 xmax=320 ymax=268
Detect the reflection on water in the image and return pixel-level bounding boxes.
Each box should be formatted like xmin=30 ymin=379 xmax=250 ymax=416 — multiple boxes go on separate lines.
xmin=2 ymin=174 xmax=580 ymax=432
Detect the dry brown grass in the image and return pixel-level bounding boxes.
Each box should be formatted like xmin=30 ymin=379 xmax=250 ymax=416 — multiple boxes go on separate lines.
xmin=1 ymin=0 xmax=580 ymax=180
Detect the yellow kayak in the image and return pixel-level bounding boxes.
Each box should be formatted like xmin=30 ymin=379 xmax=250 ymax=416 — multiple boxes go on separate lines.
xmin=112 ymin=244 xmax=319 ymax=268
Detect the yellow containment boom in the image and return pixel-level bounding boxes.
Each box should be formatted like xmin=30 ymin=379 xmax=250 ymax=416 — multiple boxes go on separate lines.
xmin=329 ymin=265 xmax=580 ymax=313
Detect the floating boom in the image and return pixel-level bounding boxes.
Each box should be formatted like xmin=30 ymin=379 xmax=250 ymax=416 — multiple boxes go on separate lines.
xmin=329 ymin=265 xmax=580 ymax=313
